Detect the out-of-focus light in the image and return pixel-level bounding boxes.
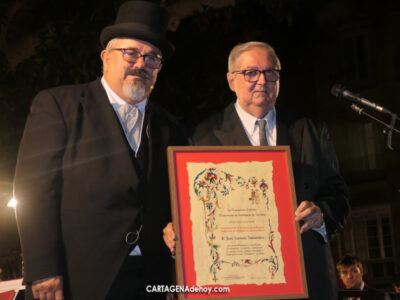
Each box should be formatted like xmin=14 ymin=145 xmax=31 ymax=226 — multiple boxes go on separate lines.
xmin=7 ymin=197 xmax=17 ymax=208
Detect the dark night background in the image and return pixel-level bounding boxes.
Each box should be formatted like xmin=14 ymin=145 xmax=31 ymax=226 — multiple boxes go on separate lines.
xmin=0 ymin=0 xmax=399 ymax=292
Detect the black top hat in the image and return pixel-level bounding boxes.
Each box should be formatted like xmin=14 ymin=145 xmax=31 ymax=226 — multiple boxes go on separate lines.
xmin=100 ymin=0 xmax=174 ymax=58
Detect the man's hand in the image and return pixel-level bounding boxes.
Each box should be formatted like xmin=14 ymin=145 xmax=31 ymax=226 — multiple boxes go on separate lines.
xmin=32 ymin=276 xmax=63 ymax=300
xmin=163 ymin=222 xmax=176 ymax=255
xmin=294 ymin=201 xmax=324 ymax=234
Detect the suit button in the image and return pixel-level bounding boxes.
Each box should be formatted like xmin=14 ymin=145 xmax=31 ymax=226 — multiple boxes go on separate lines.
xmin=137 ymin=153 xmax=143 ymax=159
xmin=304 ymin=183 xmax=309 ymax=190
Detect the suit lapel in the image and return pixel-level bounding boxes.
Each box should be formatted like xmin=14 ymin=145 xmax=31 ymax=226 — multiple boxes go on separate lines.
xmin=276 ymin=107 xmax=303 ymax=163
xmin=212 ymin=103 xmax=304 ymax=163
xmin=214 ymin=103 xmax=251 ymax=146
xmin=144 ymin=102 xmax=159 ymax=184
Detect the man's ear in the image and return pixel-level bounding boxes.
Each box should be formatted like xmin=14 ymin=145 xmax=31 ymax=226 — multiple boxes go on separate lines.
xmin=227 ymin=72 xmax=235 ymax=92
xmin=100 ymin=50 xmax=109 ymax=69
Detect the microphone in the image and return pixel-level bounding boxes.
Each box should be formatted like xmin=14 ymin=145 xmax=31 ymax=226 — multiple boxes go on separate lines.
xmin=331 ymin=84 xmax=390 ymax=114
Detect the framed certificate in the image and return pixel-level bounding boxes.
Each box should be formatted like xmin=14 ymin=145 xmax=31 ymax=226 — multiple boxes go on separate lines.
xmin=167 ymin=146 xmax=308 ymax=299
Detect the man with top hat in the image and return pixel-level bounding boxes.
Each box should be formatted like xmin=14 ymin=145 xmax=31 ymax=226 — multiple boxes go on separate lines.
xmin=14 ymin=1 xmax=185 ymax=299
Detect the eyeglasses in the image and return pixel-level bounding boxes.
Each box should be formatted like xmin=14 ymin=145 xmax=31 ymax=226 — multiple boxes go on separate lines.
xmin=231 ymin=69 xmax=280 ymax=82
xmin=109 ymin=48 xmax=163 ymax=69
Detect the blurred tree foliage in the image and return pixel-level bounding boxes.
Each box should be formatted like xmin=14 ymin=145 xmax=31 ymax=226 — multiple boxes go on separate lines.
xmin=0 ymin=0 xmax=324 ymax=180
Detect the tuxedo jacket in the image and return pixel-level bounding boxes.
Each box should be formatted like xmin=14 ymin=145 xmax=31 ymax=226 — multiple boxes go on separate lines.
xmin=363 ymin=284 xmax=388 ymax=300
xmin=191 ymin=102 xmax=350 ymax=300
xmin=339 ymin=284 xmax=388 ymax=300
xmin=14 ymin=79 xmax=186 ymax=299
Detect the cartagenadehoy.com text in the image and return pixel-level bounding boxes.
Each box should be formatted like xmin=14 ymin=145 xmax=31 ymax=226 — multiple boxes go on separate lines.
xmin=146 ymin=285 xmax=230 ymax=294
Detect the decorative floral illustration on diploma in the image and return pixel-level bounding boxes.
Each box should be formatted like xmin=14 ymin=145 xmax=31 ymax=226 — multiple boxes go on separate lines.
xmin=187 ymin=161 xmax=285 ymax=286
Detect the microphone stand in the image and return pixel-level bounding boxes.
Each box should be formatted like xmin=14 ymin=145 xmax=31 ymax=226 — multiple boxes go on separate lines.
xmin=350 ymin=104 xmax=400 ymax=150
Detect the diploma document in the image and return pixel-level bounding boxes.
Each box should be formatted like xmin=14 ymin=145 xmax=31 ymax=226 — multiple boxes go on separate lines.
xmin=188 ymin=161 xmax=285 ymax=286
xmin=167 ymin=146 xmax=308 ymax=299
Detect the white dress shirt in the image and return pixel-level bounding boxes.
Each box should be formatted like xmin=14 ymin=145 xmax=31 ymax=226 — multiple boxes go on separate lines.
xmin=234 ymin=101 xmax=277 ymax=146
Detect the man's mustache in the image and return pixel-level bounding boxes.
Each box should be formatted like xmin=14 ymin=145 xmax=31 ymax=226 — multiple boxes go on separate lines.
xmin=125 ymin=68 xmax=151 ymax=80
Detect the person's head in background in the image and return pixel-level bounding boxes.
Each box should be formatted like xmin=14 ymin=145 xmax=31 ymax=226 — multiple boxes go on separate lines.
xmin=336 ymin=254 xmax=364 ymax=289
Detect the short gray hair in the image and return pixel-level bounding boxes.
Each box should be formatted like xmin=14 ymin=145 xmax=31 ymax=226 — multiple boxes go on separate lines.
xmin=228 ymin=41 xmax=281 ymax=72
xmin=102 ymin=38 xmax=119 ymax=74
xmin=105 ymin=38 xmax=119 ymax=50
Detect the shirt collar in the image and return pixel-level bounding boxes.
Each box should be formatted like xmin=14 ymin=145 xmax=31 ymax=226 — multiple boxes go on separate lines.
xmin=101 ymin=76 xmax=147 ymax=115
xmin=234 ymin=100 xmax=276 ymax=135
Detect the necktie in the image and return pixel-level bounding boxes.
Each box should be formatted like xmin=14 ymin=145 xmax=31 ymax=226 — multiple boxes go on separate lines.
xmin=117 ymin=103 xmax=142 ymax=151
xmin=257 ymin=119 xmax=268 ymax=146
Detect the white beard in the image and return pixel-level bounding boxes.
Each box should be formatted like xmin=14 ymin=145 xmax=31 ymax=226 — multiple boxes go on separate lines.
xmin=122 ymin=80 xmax=148 ymax=103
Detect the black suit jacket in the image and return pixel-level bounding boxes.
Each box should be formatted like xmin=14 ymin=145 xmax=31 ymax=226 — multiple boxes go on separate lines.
xmin=191 ymin=102 xmax=350 ymax=300
xmin=14 ymin=79 xmax=186 ymax=299
xmin=339 ymin=284 xmax=388 ymax=300
xmin=363 ymin=284 xmax=388 ymax=300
